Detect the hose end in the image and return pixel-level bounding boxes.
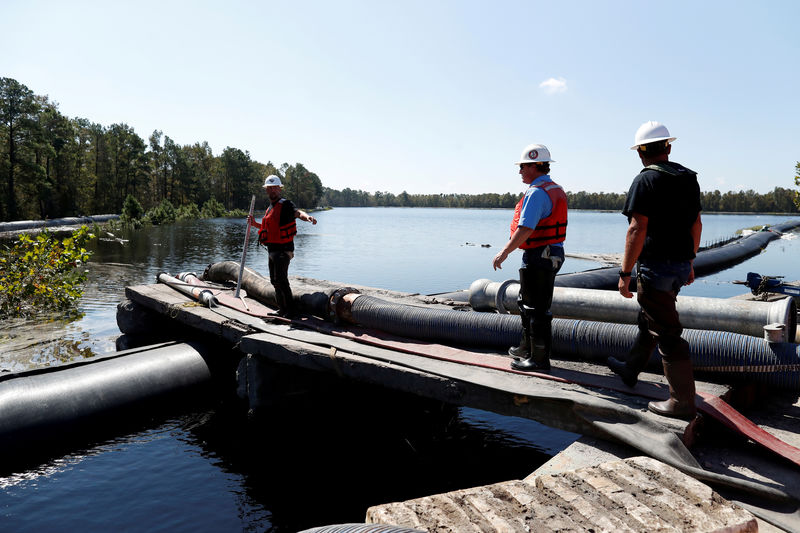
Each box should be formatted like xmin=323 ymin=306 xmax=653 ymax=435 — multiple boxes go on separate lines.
xmin=329 ymin=287 xmax=361 ymax=324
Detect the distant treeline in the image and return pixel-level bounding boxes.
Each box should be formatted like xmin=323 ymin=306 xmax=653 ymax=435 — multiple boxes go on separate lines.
xmin=320 ymin=186 xmax=799 ymax=213
xmin=2 ymin=77 xmax=798 ymax=222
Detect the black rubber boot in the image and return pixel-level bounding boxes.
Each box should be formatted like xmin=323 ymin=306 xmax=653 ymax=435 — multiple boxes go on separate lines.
xmin=508 ymin=332 xmax=530 ymax=358
xmin=511 ymin=312 xmax=551 ymax=372
xmin=607 ymin=327 xmax=656 ymax=387
xmin=511 ymin=351 xmax=551 ymax=372
xmin=508 ymin=303 xmax=532 ymax=358
xmin=272 ymin=284 xmax=287 ymax=315
xmin=607 ymin=357 xmax=638 ymax=387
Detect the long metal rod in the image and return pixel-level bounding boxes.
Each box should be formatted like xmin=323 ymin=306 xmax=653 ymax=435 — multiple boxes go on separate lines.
xmin=235 ymin=195 xmax=257 ymax=299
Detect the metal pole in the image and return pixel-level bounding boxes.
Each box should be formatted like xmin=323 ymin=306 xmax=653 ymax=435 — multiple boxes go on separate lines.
xmin=235 ymin=195 xmax=257 ymax=299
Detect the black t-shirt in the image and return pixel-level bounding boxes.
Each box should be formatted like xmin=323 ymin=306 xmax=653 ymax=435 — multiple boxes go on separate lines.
xmin=265 ymin=198 xmax=296 ymax=253
xmin=622 ymin=161 xmax=702 ymax=261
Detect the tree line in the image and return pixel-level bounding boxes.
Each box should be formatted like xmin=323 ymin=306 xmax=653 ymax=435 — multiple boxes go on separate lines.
xmin=321 ymin=186 xmax=799 ymax=213
xmin=0 ymin=77 xmax=322 ymax=222
xmin=2 ymin=77 xmax=798 ymax=222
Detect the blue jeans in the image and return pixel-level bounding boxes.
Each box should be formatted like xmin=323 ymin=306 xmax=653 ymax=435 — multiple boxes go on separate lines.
xmin=637 ymin=260 xmax=691 ymax=293
xmin=636 ymin=259 xmax=691 ymax=362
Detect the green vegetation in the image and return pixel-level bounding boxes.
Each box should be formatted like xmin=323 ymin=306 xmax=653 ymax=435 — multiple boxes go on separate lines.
xmin=794 ymin=162 xmax=800 ymax=211
xmin=121 ymin=194 xmax=144 ymax=224
xmin=0 ymin=226 xmax=94 ymax=318
xmin=200 ymin=197 xmax=227 ymax=218
xmin=0 ymin=77 xmax=323 ymax=222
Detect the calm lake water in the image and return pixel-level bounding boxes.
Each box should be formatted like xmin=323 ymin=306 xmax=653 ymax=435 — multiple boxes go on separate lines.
xmin=1 ymin=208 xmax=798 ymax=532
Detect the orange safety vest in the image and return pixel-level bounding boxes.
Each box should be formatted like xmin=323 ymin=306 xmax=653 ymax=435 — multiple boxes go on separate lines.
xmin=510 ymin=181 xmax=568 ymax=248
xmin=258 ymin=199 xmax=297 ymax=245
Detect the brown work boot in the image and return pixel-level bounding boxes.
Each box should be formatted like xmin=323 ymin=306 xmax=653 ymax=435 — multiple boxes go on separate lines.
xmin=648 ymin=359 xmax=697 ymax=420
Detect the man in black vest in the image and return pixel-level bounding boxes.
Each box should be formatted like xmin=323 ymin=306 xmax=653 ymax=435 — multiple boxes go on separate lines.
xmin=608 ymin=122 xmax=702 ymax=419
xmin=248 ymin=175 xmax=316 ymax=318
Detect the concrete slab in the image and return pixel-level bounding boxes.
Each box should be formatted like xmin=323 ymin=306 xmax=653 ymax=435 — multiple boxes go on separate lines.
xmin=367 ymin=456 xmax=757 ymax=532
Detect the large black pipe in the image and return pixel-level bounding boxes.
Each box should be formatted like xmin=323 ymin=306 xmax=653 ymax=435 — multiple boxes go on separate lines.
xmin=203 ymin=261 xmax=339 ymax=318
xmin=555 ymin=219 xmax=800 ymax=290
xmin=0 ymin=341 xmax=214 ymax=449
xmin=346 ymin=294 xmax=800 ymax=389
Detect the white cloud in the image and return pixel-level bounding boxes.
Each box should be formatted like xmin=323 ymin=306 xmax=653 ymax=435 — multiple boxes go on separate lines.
xmin=539 ymin=77 xmax=567 ymax=95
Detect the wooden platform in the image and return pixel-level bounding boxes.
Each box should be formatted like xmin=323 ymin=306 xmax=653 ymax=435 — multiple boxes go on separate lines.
xmin=123 ymin=281 xmax=800 ymax=532
xmin=124 ymin=282 xmax=713 ymax=438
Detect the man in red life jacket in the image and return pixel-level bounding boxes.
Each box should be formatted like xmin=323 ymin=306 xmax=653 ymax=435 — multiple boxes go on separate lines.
xmin=247 ymin=174 xmax=317 ymax=318
xmin=492 ymin=144 xmax=567 ymax=372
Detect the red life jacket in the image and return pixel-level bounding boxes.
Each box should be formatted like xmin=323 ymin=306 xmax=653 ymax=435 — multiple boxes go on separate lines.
xmin=510 ymin=180 xmax=568 ymax=248
xmin=258 ymin=199 xmax=296 ymax=245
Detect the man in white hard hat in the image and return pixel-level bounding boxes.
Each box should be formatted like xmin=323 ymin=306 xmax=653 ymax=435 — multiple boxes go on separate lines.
xmin=247 ymin=174 xmax=317 ymax=318
xmin=608 ymin=121 xmax=702 ymax=419
xmin=493 ymin=144 xmax=568 ymax=372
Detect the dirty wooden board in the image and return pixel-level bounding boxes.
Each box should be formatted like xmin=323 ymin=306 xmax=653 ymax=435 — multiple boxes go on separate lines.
xmin=366 ymin=456 xmax=757 ymax=533
xmin=125 ymin=283 xmax=255 ymax=344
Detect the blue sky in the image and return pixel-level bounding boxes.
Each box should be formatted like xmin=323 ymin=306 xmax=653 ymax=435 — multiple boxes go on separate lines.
xmin=2 ymin=0 xmax=798 ymax=196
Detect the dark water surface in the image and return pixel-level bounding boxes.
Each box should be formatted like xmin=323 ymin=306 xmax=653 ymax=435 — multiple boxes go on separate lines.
xmin=1 ymin=209 xmax=798 ymax=532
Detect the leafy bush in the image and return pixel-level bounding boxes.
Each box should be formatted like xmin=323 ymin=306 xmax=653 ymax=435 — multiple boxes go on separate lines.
xmin=119 ymin=194 xmax=145 ymax=229
xmin=176 ymin=203 xmax=201 ymax=220
xmin=200 ymin=197 xmax=227 ymax=218
xmin=122 ymin=194 xmax=144 ymax=220
xmin=145 ymin=198 xmax=177 ymax=225
xmin=0 ymin=226 xmax=94 ymax=318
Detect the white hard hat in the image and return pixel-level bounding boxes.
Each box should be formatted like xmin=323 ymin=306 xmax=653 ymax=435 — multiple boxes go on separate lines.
xmin=516 ymin=143 xmax=555 ymax=164
xmin=263 ymin=174 xmax=283 ymax=188
xmin=631 ymin=121 xmax=676 ymax=150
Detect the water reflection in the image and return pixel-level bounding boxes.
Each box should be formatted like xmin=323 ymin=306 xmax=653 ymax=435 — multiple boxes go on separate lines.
xmin=0 ymin=377 xmax=562 ymax=532
xmin=183 ymin=380 xmax=554 ymax=532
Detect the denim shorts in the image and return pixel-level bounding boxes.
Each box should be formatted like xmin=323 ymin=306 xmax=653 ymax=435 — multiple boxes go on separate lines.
xmin=637 ymin=260 xmax=691 ymax=293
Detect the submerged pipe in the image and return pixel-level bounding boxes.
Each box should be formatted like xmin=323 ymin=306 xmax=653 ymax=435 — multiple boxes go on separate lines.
xmin=0 ymin=214 xmax=119 ymax=234
xmin=468 ymin=279 xmax=797 ymax=341
xmin=0 ymin=342 xmax=214 ymax=446
xmin=553 ymin=219 xmax=800 ymax=290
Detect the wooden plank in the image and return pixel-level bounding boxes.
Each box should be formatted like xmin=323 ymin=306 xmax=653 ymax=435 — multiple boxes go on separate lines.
xmin=239 ymin=328 xmax=697 ymax=442
xmin=125 ymin=284 xmax=255 ymax=344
